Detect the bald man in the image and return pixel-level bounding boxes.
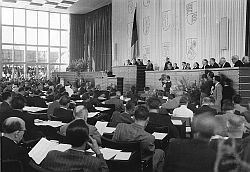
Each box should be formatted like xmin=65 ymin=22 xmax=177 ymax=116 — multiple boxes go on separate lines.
xmin=1 ymin=117 xmax=33 ymax=172
xmin=59 ymin=105 xmax=101 ymax=145
xmin=231 ymin=55 xmax=244 ymax=67
xmin=219 ymin=57 xmax=231 ymax=68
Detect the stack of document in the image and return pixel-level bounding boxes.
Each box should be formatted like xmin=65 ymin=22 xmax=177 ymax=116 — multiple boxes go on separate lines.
xmin=95 ymin=121 xmax=115 ymax=135
xmin=88 ymin=112 xmax=100 ymax=118
xmin=23 ymin=106 xmax=48 ymax=112
xmin=34 ymin=120 xmax=65 ymax=128
xmin=87 ymin=148 xmax=131 ymax=160
xmin=29 ymin=138 xmax=71 ymax=164
xmin=95 ymin=107 xmax=110 ymax=111
xmin=152 ymin=132 xmax=168 ymax=140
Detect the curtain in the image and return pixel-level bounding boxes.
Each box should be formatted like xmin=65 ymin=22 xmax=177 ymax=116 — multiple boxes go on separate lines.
xmin=246 ymin=0 xmax=250 ymax=56
xmin=70 ymin=4 xmax=112 ymax=71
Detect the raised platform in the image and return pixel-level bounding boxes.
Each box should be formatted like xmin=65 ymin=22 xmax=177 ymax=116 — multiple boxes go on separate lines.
xmin=146 ymin=67 xmax=250 ymax=106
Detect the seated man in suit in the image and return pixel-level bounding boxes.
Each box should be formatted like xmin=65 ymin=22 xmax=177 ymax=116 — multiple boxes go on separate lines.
xmin=104 ymin=91 xmax=125 ymax=112
xmin=146 ymin=97 xmax=179 ymax=138
xmin=164 ymin=112 xmax=219 ymax=172
xmin=112 ymin=106 xmax=165 ymax=172
xmin=111 ymin=100 xmax=135 ymax=126
xmin=0 ymin=91 xmax=13 ymax=113
xmin=194 ymin=97 xmax=217 ymax=116
xmin=28 ymin=89 xmax=47 ymax=108
xmin=0 ymin=95 xmax=44 ymax=141
xmin=41 ymin=119 xmax=109 ymax=172
xmin=1 ymin=117 xmax=33 ymax=172
xmin=53 ymin=95 xmax=74 ymax=123
xmin=59 ymin=105 xmax=101 ymax=145
xmin=47 ymin=94 xmax=61 ymax=117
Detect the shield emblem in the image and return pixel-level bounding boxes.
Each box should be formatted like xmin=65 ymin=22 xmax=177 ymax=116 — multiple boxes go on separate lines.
xmin=186 ymin=1 xmax=197 ymax=25
xmin=143 ymin=16 xmax=150 ymax=35
xmin=143 ymin=0 xmax=150 ymax=7
xmin=162 ymin=10 xmax=171 ymax=31
xmin=186 ymin=38 xmax=197 ymax=60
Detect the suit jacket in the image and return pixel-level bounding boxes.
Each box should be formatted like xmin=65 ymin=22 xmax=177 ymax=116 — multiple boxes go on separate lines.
xmin=111 ymin=111 xmax=134 ymax=126
xmin=148 ymin=112 xmax=179 ymax=138
xmin=234 ymin=60 xmax=244 ymax=67
xmin=164 ymin=138 xmax=216 ymax=172
xmin=1 ymin=136 xmax=32 ymax=172
xmin=53 ymin=108 xmax=74 ymax=123
xmin=0 ymin=101 xmax=12 ymax=113
xmin=0 ymin=109 xmax=44 ymax=140
xmin=59 ymin=119 xmax=101 ymax=145
xmin=194 ymin=105 xmax=217 ymax=116
xmin=104 ymin=97 xmax=125 ymax=112
xmin=47 ymin=100 xmax=60 ymax=116
xmin=243 ymin=63 xmax=250 ymax=67
xmin=221 ymin=62 xmax=231 ymax=68
xmin=222 ymin=85 xmax=235 ymax=102
xmin=112 ymin=123 xmax=155 ymax=157
xmin=200 ymin=80 xmax=213 ymax=96
xmin=213 ymin=83 xmax=223 ymax=112
xmin=210 ymin=63 xmax=219 ymax=68
xmin=40 ymin=149 xmax=109 ymax=172
xmin=27 ymin=96 xmax=47 ymax=108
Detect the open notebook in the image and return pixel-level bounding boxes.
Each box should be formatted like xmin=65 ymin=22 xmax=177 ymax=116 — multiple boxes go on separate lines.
xmin=29 ymin=138 xmax=71 ymax=164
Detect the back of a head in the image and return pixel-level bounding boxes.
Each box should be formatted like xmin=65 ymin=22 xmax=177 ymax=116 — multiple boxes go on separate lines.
xmin=2 ymin=117 xmax=25 ymax=134
xmin=179 ymin=96 xmax=189 ymax=105
xmin=192 ymin=112 xmax=219 ymax=139
xmin=213 ymin=75 xmax=221 ymax=82
xmin=144 ymin=87 xmax=150 ymax=92
xmin=11 ymin=95 xmax=26 ymax=109
xmin=73 ymin=105 xmax=88 ymax=120
xmin=66 ymin=119 xmax=89 ymax=147
xmin=2 ymin=91 xmax=12 ymax=101
xmin=146 ymin=97 xmax=161 ymax=109
xmin=125 ymin=100 xmax=135 ymax=112
xmin=134 ymin=106 xmax=149 ymax=121
xmin=233 ymin=94 xmax=241 ymax=104
xmin=227 ymin=115 xmax=245 ymax=138
xmin=59 ymin=95 xmax=70 ymax=106
xmin=207 ymin=71 xmax=214 ymax=79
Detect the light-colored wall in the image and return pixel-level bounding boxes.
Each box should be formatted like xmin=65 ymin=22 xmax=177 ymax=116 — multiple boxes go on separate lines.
xmin=112 ymin=0 xmax=247 ymax=70
xmin=0 ymin=7 xmax=2 ymax=77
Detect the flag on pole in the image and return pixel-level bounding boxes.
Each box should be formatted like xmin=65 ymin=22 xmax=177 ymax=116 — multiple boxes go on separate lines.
xmin=131 ymin=8 xmax=139 ymax=60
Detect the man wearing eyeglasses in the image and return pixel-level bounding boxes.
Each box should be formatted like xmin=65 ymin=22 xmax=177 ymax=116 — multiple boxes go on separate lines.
xmin=1 ymin=117 xmax=33 ymax=172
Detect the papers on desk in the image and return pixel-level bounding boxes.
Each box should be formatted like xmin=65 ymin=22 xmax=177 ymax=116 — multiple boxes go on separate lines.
xmin=114 ymin=152 xmax=131 ymax=160
xmin=171 ymin=120 xmax=183 ymax=125
xmin=46 ymin=102 xmax=52 ymax=106
xmin=23 ymin=106 xmax=48 ymax=112
xmin=186 ymin=127 xmax=191 ymax=132
xmin=103 ymin=127 xmax=116 ymax=134
xmin=162 ymin=96 xmax=169 ymax=100
xmin=41 ymin=96 xmax=46 ymax=99
xmin=95 ymin=107 xmax=110 ymax=111
xmin=88 ymin=112 xmax=100 ymax=118
xmin=75 ymin=100 xmax=83 ymax=103
xmin=95 ymin=121 xmax=115 ymax=135
xmin=152 ymin=132 xmax=168 ymax=140
xmin=34 ymin=120 xmax=65 ymax=128
xmin=98 ymin=97 xmax=106 ymax=100
xmin=101 ymin=148 xmax=121 ymax=160
xmin=29 ymin=138 xmax=71 ymax=164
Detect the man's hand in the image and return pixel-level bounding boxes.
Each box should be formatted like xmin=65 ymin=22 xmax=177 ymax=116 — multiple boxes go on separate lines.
xmin=87 ymin=136 xmax=101 ymax=155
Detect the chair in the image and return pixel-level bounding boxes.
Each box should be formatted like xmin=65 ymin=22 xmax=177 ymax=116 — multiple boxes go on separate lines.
xmin=2 ymin=160 xmax=23 ymax=172
xmin=29 ymin=161 xmax=54 ymax=172
xmin=171 ymin=116 xmax=192 ymax=138
xmin=96 ymin=104 xmax=116 ymax=122
xmin=101 ymin=136 xmax=152 ymax=172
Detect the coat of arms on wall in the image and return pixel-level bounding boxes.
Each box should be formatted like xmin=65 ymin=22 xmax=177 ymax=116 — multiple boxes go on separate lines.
xmin=186 ymin=1 xmax=197 ymax=25
xmin=143 ymin=16 xmax=150 ymax=35
xmin=128 ymin=0 xmax=134 ymax=14
xmin=143 ymin=0 xmax=150 ymax=7
xmin=162 ymin=10 xmax=171 ymax=31
xmin=186 ymin=38 xmax=197 ymax=60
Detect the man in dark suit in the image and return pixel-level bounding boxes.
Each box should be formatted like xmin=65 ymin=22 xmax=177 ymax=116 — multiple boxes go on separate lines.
xmin=201 ymin=59 xmax=211 ymax=69
xmin=53 ymin=95 xmax=74 ymax=123
xmin=111 ymin=100 xmax=135 ymax=126
xmin=164 ymin=57 xmax=171 ymax=70
xmin=146 ymin=97 xmax=179 ymax=138
xmin=41 ymin=119 xmax=109 ymax=172
xmin=164 ymin=113 xmax=219 ymax=172
xmin=0 ymin=95 xmax=44 ymax=141
xmin=232 ymin=55 xmax=244 ymax=67
xmin=27 ymin=89 xmax=47 ymax=108
xmin=209 ymin=58 xmax=219 ymax=68
xmin=104 ymin=91 xmax=125 ymax=112
xmin=242 ymin=56 xmax=250 ymax=67
xmin=194 ymin=97 xmax=217 ymax=116
xmin=0 ymin=91 xmax=13 ymax=113
xmin=219 ymin=57 xmax=231 ymax=68
xmin=112 ymin=106 xmax=165 ymax=172
xmin=200 ymin=74 xmax=213 ymax=105
xmin=1 ymin=117 xmax=33 ymax=172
